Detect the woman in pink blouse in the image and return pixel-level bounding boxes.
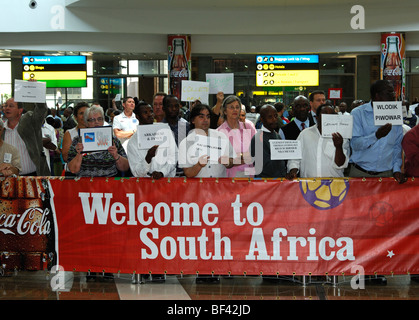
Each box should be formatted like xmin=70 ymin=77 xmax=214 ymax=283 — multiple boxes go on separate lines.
xmin=217 ymin=95 xmax=256 ymax=177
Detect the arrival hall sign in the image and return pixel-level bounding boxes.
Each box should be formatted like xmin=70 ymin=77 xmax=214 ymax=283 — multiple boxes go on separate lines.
xmin=256 ymin=55 xmax=319 ymax=87
xmin=45 ymin=177 xmax=419 ymax=276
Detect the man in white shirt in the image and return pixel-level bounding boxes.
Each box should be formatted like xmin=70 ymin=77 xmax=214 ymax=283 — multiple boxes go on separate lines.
xmin=2 ymin=98 xmax=50 ymax=176
xmin=42 ymin=119 xmax=58 ymax=174
xmin=112 ymin=96 xmax=139 ymax=151
xmin=178 ymin=104 xmax=235 ymax=178
xmin=286 ymin=104 xmax=350 ymax=178
xmin=127 ymin=102 xmax=177 ymax=179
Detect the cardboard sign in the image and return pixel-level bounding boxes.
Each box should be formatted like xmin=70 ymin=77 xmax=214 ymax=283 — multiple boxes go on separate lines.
xmin=328 ymin=88 xmax=342 ymax=100
xmin=181 ymin=80 xmax=209 ymax=104
xmin=373 ymin=101 xmax=403 ymax=126
xmin=14 ymin=79 xmax=46 ymax=103
xmin=321 ymin=114 xmax=353 ymax=139
xmin=79 ymin=126 xmax=113 ymax=152
xmin=206 ymin=73 xmax=234 ymax=94
xmin=245 ymin=113 xmax=258 ymax=124
xmin=192 ymin=134 xmax=228 ymax=163
xmin=269 ymin=140 xmax=302 ymax=160
xmin=136 ymin=123 xmax=171 ymax=150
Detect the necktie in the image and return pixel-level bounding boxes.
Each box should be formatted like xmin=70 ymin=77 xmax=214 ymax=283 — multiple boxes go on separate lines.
xmin=301 ymin=122 xmax=305 ymax=130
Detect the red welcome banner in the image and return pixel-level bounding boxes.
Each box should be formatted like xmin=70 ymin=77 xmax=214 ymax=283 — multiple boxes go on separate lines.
xmin=2 ymin=177 xmax=419 ymax=276
xmin=45 ymin=177 xmax=419 ymax=276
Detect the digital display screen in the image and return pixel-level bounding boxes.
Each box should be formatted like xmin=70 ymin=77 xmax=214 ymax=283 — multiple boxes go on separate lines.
xmin=22 ymin=56 xmax=87 ymax=88
xmin=256 ymin=55 xmax=319 ymax=87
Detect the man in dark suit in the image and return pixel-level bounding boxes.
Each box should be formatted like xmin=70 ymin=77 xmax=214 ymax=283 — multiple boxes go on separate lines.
xmin=279 ymin=95 xmax=315 ymax=140
xmin=308 ymin=90 xmax=326 ymax=124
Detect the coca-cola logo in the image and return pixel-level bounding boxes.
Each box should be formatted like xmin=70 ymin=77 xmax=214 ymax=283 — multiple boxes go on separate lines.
xmin=0 ymin=207 xmax=51 ymax=236
xmin=383 ymin=67 xmax=402 ymax=77
xmin=170 ymin=68 xmax=189 ymax=78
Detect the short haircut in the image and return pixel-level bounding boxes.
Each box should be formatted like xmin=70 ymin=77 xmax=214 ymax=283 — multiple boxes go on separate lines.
xmin=162 ymin=94 xmax=179 ymax=108
xmin=122 ymin=96 xmax=133 ymax=104
xmin=316 ymin=103 xmax=335 ymax=118
xmin=134 ymin=101 xmax=151 ymax=117
xmin=274 ymin=102 xmax=285 ymax=112
xmin=309 ymin=90 xmax=325 ymax=102
xmin=74 ymin=101 xmax=89 ymax=117
xmin=189 ymin=104 xmax=212 ymax=129
xmin=153 ymin=92 xmax=167 ymax=100
xmin=84 ymin=105 xmax=104 ymax=123
xmin=370 ymin=79 xmax=392 ymax=99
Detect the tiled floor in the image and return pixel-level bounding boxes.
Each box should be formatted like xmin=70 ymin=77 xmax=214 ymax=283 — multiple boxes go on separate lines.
xmin=1 ymin=271 xmax=419 ymax=301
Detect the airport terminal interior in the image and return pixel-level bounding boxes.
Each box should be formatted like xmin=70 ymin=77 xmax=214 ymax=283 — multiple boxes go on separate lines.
xmin=2 ymin=0 xmax=419 ymax=304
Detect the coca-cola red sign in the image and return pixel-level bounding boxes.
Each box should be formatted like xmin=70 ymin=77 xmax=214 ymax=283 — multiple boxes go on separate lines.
xmin=381 ymin=33 xmax=406 ymax=101
xmin=0 ymin=178 xmax=56 ymax=271
xmin=168 ymin=35 xmax=191 ymax=100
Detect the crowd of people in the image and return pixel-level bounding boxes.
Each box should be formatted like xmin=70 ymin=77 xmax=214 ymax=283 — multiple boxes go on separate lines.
xmin=1 ymin=79 xmax=418 ymax=184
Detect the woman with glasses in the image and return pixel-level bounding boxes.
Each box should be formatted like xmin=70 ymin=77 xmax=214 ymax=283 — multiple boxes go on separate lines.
xmin=217 ymin=95 xmax=256 ymax=178
xmin=67 ymin=105 xmax=129 ymax=177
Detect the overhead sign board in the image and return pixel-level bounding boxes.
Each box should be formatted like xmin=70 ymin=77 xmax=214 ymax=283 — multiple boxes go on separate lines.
xmin=256 ymin=55 xmax=319 ymax=87
xmin=22 ymin=55 xmax=87 ymax=88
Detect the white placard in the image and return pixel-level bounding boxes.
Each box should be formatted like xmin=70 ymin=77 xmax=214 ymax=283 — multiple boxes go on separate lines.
xmin=206 ymin=73 xmax=234 ymax=94
xmin=14 ymin=80 xmax=46 ymax=103
xmin=373 ymin=101 xmax=403 ymax=126
xmin=321 ymin=114 xmax=353 ymax=139
xmin=79 ymin=126 xmax=113 ymax=152
xmin=192 ymin=134 xmax=228 ymax=163
xmin=269 ymin=140 xmax=302 ymax=160
xmin=136 ymin=123 xmax=171 ymax=150
xmin=329 ymin=89 xmax=342 ymax=99
xmin=245 ymin=113 xmax=258 ymax=124
xmin=181 ymin=80 xmax=209 ymax=104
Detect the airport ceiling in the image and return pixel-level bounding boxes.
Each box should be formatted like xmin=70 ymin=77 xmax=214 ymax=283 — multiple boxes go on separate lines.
xmin=1 ymin=0 xmax=419 ymax=59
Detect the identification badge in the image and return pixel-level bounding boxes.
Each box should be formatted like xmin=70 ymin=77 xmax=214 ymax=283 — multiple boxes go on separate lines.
xmin=4 ymin=153 xmax=12 ymax=164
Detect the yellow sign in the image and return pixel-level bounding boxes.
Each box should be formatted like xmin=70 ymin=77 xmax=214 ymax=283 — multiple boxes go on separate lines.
xmin=256 ymin=70 xmax=319 ymax=87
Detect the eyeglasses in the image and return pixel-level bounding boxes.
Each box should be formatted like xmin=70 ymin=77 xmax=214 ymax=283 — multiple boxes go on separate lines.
xmin=87 ymin=117 xmax=104 ymax=123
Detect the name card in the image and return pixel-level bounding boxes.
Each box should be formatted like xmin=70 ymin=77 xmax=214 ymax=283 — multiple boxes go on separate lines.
xmin=79 ymin=126 xmax=113 ymax=152
xmin=136 ymin=123 xmax=171 ymax=150
xmin=373 ymin=101 xmax=403 ymax=126
xmin=192 ymin=134 xmax=228 ymax=163
xmin=181 ymin=80 xmax=209 ymax=104
xmin=14 ymin=79 xmax=46 ymax=103
xmin=206 ymin=73 xmax=234 ymax=94
xmin=321 ymin=114 xmax=353 ymax=139
xmin=269 ymin=140 xmax=302 ymax=160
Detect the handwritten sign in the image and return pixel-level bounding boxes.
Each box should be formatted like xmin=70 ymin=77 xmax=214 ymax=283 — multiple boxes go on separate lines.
xmin=181 ymin=80 xmax=209 ymax=104
xmin=328 ymin=88 xmax=342 ymax=100
xmin=192 ymin=134 xmax=228 ymax=163
xmin=373 ymin=101 xmax=403 ymax=126
xmin=321 ymin=114 xmax=353 ymax=139
xmin=136 ymin=123 xmax=171 ymax=150
xmin=206 ymin=73 xmax=234 ymax=94
xmin=269 ymin=140 xmax=302 ymax=160
xmin=14 ymin=79 xmax=46 ymax=103
xmin=79 ymin=126 xmax=113 ymax=152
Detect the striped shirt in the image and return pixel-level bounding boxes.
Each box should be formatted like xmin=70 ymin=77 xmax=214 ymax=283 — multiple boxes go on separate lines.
xmin=3 ymin=121 xmax=37 ymax=175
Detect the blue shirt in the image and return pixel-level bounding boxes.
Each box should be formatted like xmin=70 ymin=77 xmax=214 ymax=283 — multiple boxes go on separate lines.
xmin=350 ymin=101 xmax=403 ymax=173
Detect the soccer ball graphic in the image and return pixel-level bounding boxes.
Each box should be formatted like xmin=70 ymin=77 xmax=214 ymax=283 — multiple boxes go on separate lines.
xmin=300 ymin=179 xmax=349 ymax=210
xmin=368 ymin=201 xmax=394 ymax=227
